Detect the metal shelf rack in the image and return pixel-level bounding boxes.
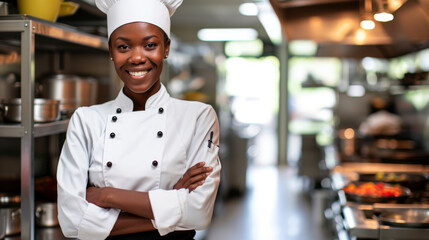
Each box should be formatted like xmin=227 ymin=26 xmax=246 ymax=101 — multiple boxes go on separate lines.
xmin=0 ymin=15 xmax=108 ymax=240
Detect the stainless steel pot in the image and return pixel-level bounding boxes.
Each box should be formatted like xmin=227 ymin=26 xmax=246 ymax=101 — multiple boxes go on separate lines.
xmin=0 ymin=98 xmax=60 ymax=123
xmin=0 ymin=194 xmax=20 ymax=237
xmin=0 ymin=73 xmax=19 ymax=100
xmin=35 ymin=202 xmax=58 ymax=227
xmin=41 ymin=74 xmax=98 ymax=117
xmin=2 ymin=208 xmax=20 ymax=236
xmin=41 ymin=74 xmax=78 ymax=116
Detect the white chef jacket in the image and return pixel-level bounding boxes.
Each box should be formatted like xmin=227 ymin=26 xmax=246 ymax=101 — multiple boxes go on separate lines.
xmin=57 ymin=84 xmax=221 ymax=240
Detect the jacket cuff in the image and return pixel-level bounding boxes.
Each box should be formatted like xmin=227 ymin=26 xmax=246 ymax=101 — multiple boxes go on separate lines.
xmin=77 ymin=203 xmax=120 ymax=240
xmin=149 ymin=189 xmax=187 ymax=236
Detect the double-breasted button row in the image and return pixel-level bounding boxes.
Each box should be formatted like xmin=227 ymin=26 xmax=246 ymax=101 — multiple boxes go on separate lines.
xmin=109 ymin=108 xmax=122 ymax=138
xmin=107 ymin=160 xmax=157 ymax=169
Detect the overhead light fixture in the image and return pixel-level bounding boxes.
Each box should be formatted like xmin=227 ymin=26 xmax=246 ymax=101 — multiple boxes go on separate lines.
xmin=197 ymin=28 xmax=258 ymax=42
xmin=374 ymin=12 xmax=394 ymax=22
xmin=360 ymin=19 xmax=375 ymax=30
xmin=374 ymin=0 xmax=394 ymax=22
xmin=255 ymin=1 xmax=282 ymax=45
xmin=360 ymin=0 xmax=375 ymax=30
xmin=239 ymin=2 xmax=258 ymax=16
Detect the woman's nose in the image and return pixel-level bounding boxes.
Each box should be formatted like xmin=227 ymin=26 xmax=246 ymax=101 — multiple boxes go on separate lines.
xmin=129 ymin=48 xmax=146 ymax=64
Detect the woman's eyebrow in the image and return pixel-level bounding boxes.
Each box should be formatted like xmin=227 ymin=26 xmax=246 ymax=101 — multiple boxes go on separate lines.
xmin=114 ymin=35 xmax=160 ymax=42
xmin=114 ymin=36 xmax=130 ymax=42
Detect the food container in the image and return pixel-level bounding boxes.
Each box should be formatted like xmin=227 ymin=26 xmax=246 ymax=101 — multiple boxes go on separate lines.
xmin=58 ymin=1 xmax=79 ymax=17
xmin=0 ymin=98 xmax=60 ymax=123
xmin=35 ymin=202 xmax=59 ymax=227
xmin=17 ymin=0 xmax=62 ymax=22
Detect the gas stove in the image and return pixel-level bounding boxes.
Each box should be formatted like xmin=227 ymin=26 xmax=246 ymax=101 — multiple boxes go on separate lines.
xmin=330 ymin=165 xmax=429 ymax=240
xmin=342 ymin=203 xmax=429 ymax=240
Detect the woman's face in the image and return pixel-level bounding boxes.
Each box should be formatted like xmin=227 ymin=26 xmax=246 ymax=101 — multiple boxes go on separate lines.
xmin=109 ymin=22 xmax=170 ymax=94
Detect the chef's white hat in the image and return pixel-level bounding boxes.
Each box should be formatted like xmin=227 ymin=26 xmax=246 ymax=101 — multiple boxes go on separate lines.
xmin=95 ymin=0 xmax=183 ymax=38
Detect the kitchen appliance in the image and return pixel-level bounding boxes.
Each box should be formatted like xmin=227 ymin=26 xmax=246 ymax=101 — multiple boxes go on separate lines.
xmin=0 ymin=98 xmax=60 ymax=123
xmin=330 ymin=171 xmax=429 ymax=240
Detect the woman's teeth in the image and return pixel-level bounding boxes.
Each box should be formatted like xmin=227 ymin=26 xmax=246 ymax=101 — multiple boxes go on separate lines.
xmin=128 ymin=71 xmax=147 ymax=77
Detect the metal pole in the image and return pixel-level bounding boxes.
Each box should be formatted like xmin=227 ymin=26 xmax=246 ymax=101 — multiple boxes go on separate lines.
xmin=20 ymin=20 xmax=35 ymax=240
xmin=277 ymin=40 xmax=289 ymax=165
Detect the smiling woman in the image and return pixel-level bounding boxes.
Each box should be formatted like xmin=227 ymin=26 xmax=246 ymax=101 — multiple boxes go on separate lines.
xmin=109 ymin=22 xmax=170 ymax=106
xmin=56 ymin=0 xmax=222 ymax=240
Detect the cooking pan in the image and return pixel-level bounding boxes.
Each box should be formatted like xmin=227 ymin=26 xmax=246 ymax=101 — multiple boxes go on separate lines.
xmin=0 ymin=98 xmax=60 ymax=123
xmin=359 ymin=173 xmax=427 ymax=190
xmin=379 ymin=209 xmax=429 ymax=228
xmin=343 ymin=182 xmax=411 ymax=203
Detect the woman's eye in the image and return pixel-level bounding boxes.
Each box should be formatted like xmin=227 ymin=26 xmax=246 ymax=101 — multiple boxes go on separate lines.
xmin=118 ymin=44 xmax=129 ymax=50
xmin=145 ymin=42 xmax=157 ymax=48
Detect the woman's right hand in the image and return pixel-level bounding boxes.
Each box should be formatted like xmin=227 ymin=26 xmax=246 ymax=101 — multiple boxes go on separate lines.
xmin=174 ymin=162 xmax=213 ymax=192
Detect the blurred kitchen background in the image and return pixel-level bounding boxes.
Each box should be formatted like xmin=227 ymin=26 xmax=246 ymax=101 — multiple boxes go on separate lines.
xmin=2 ymin=0 xmax=429 ymax=239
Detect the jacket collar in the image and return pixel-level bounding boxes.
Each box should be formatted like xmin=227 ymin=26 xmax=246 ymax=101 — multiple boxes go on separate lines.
xmin=114 ymin=83 xmax=170 ymax=112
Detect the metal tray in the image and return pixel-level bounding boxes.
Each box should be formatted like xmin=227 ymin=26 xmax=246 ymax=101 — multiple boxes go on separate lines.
xmin=380 ymin=209 xmax=429 ymax=228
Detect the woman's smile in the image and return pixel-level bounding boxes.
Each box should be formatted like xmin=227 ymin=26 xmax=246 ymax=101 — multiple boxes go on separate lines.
xmin=127 ymin=70 xmax=149 ymax=78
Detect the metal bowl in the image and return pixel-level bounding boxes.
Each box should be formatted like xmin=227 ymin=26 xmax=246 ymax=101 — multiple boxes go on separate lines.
xmin=0 ymin=98 xmax=60 ymax=123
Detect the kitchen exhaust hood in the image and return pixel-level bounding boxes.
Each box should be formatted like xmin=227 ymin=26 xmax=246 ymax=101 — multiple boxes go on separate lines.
xmin=269 ymin=0 xmax=429 ymax=58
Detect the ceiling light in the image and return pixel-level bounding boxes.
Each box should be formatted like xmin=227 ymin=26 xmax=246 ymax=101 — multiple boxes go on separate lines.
xmin=360 ymin=19 xmax=375 ymax=30
xmin=360 ymin=0 xmax=375 ymax=30
xmin=197 ymin=28 xmax=258 ymax=42
xmin=374 ymin=12 xmax=394 ymax=22
xmin=239 ymin=3 xmax=258 ymax=16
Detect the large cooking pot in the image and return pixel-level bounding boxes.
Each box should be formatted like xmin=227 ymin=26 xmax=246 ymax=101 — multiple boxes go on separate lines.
xmin=40 ymin=74 xmax=78 ymax=116
xmin=0 ymin=98 xmax=60 ymax=123
xmin=41 ymin=74 xmax=98 ymax=117
xmin=35 ymin=202 xmax=59 ymax=227
xmin=0 ymin=194 xmax=21 ymax=236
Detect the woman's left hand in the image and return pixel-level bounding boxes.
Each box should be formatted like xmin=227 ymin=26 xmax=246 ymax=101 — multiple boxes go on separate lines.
xmin=174 ymin=161 xmax=213 ymax=192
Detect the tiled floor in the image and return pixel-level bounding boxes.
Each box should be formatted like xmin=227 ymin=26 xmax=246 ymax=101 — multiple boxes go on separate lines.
xmin=200 ymin=165 xmax=334 ymax=240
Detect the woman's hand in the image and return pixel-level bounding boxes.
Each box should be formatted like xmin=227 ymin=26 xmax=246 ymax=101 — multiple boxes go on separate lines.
xmin=86 ymin=186 xmax=111 ymax=208
xmin=174 ymin=162 xmax=213 ymax=192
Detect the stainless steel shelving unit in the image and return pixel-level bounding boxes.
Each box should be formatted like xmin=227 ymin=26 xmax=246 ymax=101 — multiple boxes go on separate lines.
xmin=0 ymin=15 xmax=108 ymax=240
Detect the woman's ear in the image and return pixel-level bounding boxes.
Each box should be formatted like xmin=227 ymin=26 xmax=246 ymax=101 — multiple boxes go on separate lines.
xmin=164 ymin=38 xmax=171 ymax=59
